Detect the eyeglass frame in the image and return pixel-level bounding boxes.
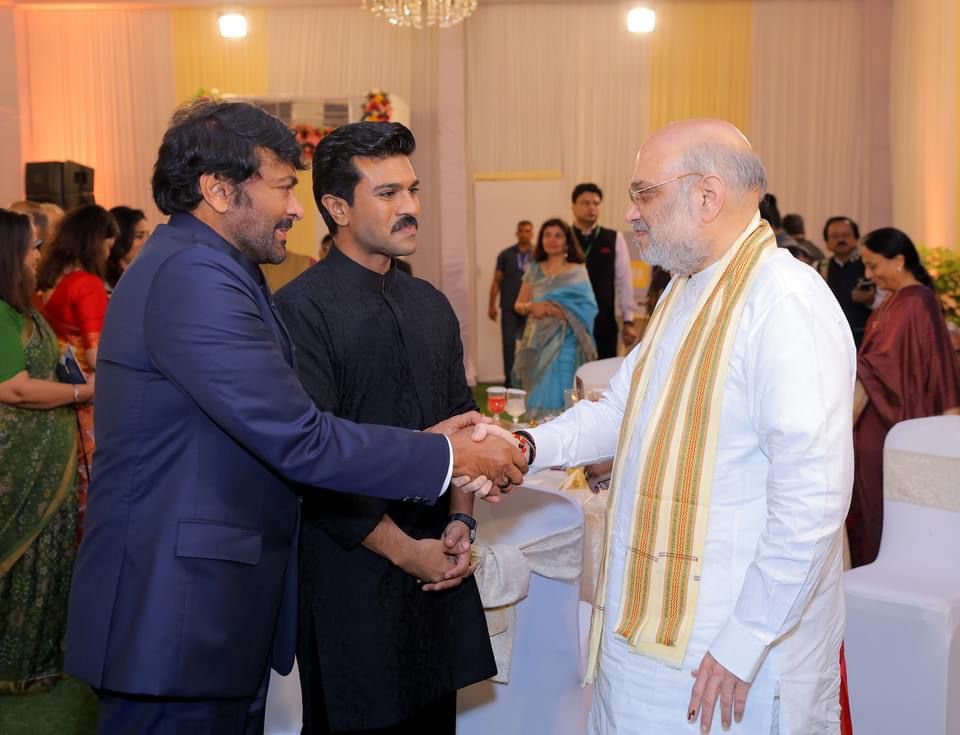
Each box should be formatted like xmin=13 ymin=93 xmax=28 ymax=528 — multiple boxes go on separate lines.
xmin=628 ymin=172 xmax=704 ymax=207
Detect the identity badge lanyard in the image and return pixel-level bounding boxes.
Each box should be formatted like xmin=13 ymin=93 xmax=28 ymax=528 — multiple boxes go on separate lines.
xmin=580 ymin=226 xmax=600 ymax=257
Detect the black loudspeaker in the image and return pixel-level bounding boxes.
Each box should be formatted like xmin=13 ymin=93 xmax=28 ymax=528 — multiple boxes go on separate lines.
xmin=25 ymin=161 xmax=95 ymax=210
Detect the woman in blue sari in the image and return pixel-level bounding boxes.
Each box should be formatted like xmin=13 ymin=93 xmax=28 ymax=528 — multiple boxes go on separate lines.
xmin=513 ymin=218 xmax=598 ymax=419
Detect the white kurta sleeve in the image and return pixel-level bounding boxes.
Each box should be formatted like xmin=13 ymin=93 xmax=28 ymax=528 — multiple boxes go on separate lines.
xmin=614 ymin=232 xmax=635 ymax=322
xmin=527 ymin=345 xmax=641 ymax=469
xmin=709 ymin=286 xmax=855 ymax=683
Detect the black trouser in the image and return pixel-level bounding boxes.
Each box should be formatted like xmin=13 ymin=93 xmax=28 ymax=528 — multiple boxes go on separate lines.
xmin=95 ymin=666 xmax=270 ymax=735
xmin=593 ymin=313 xmax=619 ymax=359
xmin=500 ymin=310 xmax=526 ymax=387
xmin=304 ymin=691 xmax=457 ymax=735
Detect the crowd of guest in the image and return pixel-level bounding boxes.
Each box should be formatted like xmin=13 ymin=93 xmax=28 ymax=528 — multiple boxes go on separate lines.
xmin=0 ymin=199 xmax=148 ymax=694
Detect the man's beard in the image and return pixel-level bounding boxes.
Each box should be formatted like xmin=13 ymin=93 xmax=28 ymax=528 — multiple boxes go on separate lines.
xmin=225 ymin=196 xmax=292 ymax=266
xmin=633 ymin=199 xmax=707 ymax=276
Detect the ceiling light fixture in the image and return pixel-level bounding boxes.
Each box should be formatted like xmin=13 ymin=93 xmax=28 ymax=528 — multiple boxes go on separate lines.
xmin=627 ymin=7 xmax=656 ymax=33
xmin=218 ymin=12 xmax=248 ymax=39
xmin=363 ymin=0 xmax=478 ymax=29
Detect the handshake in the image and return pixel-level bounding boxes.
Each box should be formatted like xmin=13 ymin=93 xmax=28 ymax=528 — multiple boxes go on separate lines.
xmin=426 ymin=411 xmax=530 ymax=502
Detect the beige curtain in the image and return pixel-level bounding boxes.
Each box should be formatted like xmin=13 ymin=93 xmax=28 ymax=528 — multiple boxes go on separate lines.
xmin=750 ymin=0 xmax=892 ymax=244
xmin=18 ymin=7 xmax=175 ymax=226
xmin=465 ymin=3 xmax=652 ymax=231
xmin=890 ymin=0 xmax=959 ymax=250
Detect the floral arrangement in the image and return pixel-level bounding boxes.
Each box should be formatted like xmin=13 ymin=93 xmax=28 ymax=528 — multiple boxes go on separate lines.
xmin=362 ymin=89 xmax=392 ymax=122
xmin=920 ymin=246 xmax=960 ymax=328
xmin=293 ymin=124 xmax=336 ymax=162
xmin=193 ymin=87 xmax=224 ymax=102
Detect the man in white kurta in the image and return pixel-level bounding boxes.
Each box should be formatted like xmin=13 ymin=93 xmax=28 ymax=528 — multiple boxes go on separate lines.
xmin=523 ymin=120 xmax=855 ymax=734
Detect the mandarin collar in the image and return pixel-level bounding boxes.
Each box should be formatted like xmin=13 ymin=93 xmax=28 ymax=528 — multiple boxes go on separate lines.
xmin=325 ymin=244 xmax=399 ymax=294
xmin=169 ymin=213 xmax=263 ymax=284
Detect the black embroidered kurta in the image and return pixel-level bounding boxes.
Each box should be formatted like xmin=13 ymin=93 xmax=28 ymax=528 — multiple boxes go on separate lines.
xmin=274 ymin=246 xmax=495 ymax=732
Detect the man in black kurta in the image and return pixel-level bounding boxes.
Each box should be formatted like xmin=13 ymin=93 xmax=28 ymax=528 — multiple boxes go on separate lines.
xmin=274 ymin=122 xmax=495 ymax=734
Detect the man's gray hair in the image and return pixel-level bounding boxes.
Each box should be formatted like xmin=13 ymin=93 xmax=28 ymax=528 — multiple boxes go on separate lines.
xmin=675 ymin=142 xmax=767 ymax=197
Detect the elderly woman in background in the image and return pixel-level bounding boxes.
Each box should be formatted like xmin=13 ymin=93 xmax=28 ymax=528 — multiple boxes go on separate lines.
xmin=513 ymin=218 xmax=597 ymax=419
xmin=849 ymin=227 xmax=960 ymax=567
xmin=0 ymin=210 xmax=94 ymax=693
xmin=36 ymin=203 xmax=116 ymax=541
xmin=105 ymin=206 xmax=150 ymax=291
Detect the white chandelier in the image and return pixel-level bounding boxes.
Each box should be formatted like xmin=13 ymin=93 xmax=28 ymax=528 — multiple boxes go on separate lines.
xmin=363 ymin=0 xmax=478 ymax=28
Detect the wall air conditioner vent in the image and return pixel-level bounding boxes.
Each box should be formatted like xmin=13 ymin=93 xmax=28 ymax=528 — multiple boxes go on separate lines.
xmin=322 ymin=101 xmax=350 ymax=128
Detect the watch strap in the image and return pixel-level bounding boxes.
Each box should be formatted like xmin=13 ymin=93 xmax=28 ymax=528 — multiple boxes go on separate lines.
xmin=448 ymin=512 xmax=477 ymax=542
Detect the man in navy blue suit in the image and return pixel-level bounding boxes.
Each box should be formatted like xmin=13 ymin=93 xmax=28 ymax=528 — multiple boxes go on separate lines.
xmin=64 ymin=100 xmax=525 ymax=734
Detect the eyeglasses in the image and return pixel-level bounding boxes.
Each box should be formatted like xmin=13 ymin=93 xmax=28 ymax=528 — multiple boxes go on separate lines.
xmin=628 ymin=172 xmax=703 ymax=206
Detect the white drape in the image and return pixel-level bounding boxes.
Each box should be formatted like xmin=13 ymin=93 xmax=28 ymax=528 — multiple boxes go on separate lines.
xmin=890 ymin=0 xmax=958 ymax=250
xmin=18 ymin=8 xmax=175 ymax=226
xmin=750 ymin=0 xmax=893 ymax=240
xmin=465 ymin=3 xmax=652 ymax=232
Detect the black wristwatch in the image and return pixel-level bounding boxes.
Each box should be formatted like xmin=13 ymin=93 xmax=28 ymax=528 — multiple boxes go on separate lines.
xmin=448 ymin=512 xmax=477 ymax=543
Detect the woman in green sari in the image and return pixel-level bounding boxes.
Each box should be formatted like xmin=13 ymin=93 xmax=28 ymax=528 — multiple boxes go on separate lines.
xmin=513 ymin=218 xmax=598 ymax=419
xmin=0 ymin=210 xmax=94 ymax=694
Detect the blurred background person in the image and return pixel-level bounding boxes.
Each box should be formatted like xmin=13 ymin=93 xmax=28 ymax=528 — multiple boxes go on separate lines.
xmin=513 ymin=218 xmax=597 ymax=420
xmin=0 ymin=209 xmax=93 ymax=694
xmin=105 ymin=206 xmax=149 ymax=291
xmin=35 ymin=203 xmax=116 ymax=541
xmin=318 ymin=232 xmax=334 ymax=260
xmin=38 ymin=203 xmax=65 ymax=245
xmin=488 ymin=220 xmax=533 ymax=387
xmin=783 ymin=212 xmax=825 ymax=265
xmin=850 ymin=227 xmax=960 ymax=567
xmin=8 ymin=201 xmax=49 ymax=257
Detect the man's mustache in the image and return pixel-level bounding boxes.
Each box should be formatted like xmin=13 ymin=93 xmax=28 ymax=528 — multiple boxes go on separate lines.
xmin=632 ymin=221 xmax=650 ymax=234
xmin=275 ymin=218 xmax=295 ymax=231
xmin=391 ymin=216 xmax=419 ymax=233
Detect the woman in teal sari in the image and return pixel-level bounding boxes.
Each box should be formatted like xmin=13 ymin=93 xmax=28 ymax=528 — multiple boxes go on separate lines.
xmin=513 ymin=218 xmax=598 ymax=419
xmin=0 ymin=210 xmax=94 ymax=693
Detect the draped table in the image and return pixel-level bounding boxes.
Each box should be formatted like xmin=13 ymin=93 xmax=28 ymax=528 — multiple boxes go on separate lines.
xmin=457 ymin=474 xmax=597 ymax=735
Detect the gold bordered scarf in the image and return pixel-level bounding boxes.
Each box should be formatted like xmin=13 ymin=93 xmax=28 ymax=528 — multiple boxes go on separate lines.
xmin=585 ymin=216 xmax=776 ymax=680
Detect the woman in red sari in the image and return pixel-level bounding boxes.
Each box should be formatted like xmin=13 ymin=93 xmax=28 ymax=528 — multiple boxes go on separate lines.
xmin=849 ymin=227 xmax=960 ymax=568
xmin=35 ymin=204 xmax=117 ymax=541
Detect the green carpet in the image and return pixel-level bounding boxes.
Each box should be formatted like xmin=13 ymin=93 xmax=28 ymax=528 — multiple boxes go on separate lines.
xmin=0 ymin=676 xmax=98 ymax=735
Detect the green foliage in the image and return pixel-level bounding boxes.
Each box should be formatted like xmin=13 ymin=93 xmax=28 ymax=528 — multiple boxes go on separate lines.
xmin=919 ymin=246 xmax=960 ymax=328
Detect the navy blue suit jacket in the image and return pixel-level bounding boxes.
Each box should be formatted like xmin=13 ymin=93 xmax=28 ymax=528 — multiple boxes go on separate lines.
xmin=65 ymin=214 xmax=450 ymax=698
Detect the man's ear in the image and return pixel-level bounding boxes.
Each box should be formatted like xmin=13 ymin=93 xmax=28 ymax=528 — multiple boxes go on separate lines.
xmin=199 ymin=173 xmax=235 ymax=214
xmin=321 ymin=194 xmax=350 ymax=228
xmin=697 ymin=175 xmax=725 ymax=224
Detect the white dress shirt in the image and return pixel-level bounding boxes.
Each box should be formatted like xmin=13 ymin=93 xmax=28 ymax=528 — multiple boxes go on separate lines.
xmin=530 ymin=245 xmax=855 ymax=734
xmin=613 ymin=232 xmax=635 ymax=322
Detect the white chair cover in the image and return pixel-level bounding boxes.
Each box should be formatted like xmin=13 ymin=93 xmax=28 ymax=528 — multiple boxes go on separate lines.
xmin=458 ymin=485 xmax=593 ymax=735
xmin=574 ymin=357 xmax=624 ymax=394
xmin=844 ymin=416 xmax=960 ymax=735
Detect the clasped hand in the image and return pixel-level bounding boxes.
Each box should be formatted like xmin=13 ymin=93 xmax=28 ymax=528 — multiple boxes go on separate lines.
xmin=427 ymin=411 xmax=528 ymax=503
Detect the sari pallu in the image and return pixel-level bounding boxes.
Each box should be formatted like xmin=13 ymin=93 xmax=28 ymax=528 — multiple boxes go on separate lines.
xmin=513 ymin=264 xmax=598 ymax=419
xmin=0 ymin=308 xmax=78 ymax=693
